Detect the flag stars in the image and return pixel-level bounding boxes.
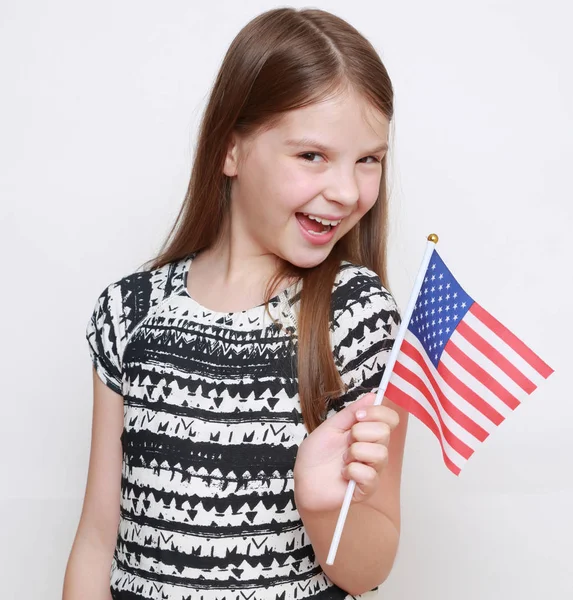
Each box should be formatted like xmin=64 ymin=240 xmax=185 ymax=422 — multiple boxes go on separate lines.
xmin=439 ymin=284 xmax=443 ymax=291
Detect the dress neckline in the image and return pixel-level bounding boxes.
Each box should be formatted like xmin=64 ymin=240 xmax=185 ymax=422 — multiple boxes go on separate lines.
xmin=179 ymin=252 xmax=300 ymax=316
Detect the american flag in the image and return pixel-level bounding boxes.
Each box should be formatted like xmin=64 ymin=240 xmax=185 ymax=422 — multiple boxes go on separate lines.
xmin=385 ymin=249 xmax=554 ymax=475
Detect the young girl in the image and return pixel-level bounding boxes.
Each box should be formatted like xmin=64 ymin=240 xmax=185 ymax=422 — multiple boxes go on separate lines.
xmin=63 ymin=7 xmax=408 ymax=600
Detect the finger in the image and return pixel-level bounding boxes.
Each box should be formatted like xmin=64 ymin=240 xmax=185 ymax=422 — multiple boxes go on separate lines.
xmin=342 ymin=462 xmax=379 ymax=501
xmin=327 ymin=392 xmax=377 ymax=432
xmin=348 ymin=421 xmax=391 ymax=445
xmin=344 ymin=441 xmax=388 ymax=472
xmin=355 ymin=404 xmax=400 ymax=431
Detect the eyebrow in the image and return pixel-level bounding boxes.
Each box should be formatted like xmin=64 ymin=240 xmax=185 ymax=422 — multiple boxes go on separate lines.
xmin=284 ymin=137 xmax=388 ymax=155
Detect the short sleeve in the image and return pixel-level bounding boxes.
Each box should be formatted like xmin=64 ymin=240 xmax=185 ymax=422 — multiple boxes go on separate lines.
xmin=327 ymin=267 xmax=401 ymax=416
xmin=85 ymin=282 xmax=125 ymax=395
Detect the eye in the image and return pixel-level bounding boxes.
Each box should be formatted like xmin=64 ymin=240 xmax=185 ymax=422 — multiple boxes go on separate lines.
xmin=299 ymin=153 xmax=382 ymax=164
xmin=299 ymin=152 xmax=323 ymax=163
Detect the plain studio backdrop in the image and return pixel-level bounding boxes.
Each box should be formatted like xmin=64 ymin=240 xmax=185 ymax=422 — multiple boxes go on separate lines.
xmin=1 ymin=1 xmax=571 ymax=598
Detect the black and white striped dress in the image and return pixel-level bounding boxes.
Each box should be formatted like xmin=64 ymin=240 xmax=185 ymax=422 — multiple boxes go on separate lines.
xmin=86 ymin=252 xmax=400 ymax=600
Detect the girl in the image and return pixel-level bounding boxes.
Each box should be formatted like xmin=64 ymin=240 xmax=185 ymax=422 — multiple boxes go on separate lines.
xmin=63 ymin=7 xmax=408 ymax=600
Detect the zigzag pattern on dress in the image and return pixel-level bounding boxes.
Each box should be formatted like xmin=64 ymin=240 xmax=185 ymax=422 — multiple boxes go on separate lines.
xmin=86 ymin=252 xmax=400 ymax=600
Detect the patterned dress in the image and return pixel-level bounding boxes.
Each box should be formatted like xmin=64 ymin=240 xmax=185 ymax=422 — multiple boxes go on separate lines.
xmin=86 ymin=252 xmax=400 ymax=600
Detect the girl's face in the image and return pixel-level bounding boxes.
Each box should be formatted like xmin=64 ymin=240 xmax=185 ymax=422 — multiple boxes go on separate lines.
xmin=223 ymin=88 xmax=390 ymax=269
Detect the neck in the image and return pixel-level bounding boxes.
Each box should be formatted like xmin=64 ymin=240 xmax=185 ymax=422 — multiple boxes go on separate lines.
xmin=197 ymin=213 xmax=284 ymax=293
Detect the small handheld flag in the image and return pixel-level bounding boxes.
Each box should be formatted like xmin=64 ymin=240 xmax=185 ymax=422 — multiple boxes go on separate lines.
xmin=385 ymin=244 xmax=554 ymax=475
xmin=326 ymin=234 xmax=554 ymax=565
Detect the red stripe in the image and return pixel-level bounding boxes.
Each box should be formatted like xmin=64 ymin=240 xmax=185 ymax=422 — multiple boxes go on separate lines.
xmin=397 ymin=345 xmax=488 ymax=442
xmin=403 ymin=338 xmax=503 ymax=427
xmin=470 ymin=303 xmax=554 ymax=379
xmin=445 ymin=340 xmax=521 ymax=410
xmin=457 ymin=320 xmax=535 ymax=394
xmin=386 ymin=382 xmax=465 ymax=476
xmin=394 ymin=362 xmax=475 ymax=457
xmin=437 ymin=357 xmax=505 ymax=425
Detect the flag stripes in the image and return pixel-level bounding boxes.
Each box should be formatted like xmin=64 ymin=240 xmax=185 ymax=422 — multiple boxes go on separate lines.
xmin=470 ymin=303 xmax=554 ymax=379
xmin=387 ymin=289 xmax=553 ymax=474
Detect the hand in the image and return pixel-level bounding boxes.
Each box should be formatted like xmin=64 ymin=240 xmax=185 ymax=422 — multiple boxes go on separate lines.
xmin=293 ymin=392 xmax=400 ymax=513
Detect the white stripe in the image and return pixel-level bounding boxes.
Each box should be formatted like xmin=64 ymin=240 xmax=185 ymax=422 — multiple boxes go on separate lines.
xmin=396 ymin=352 xmax=482 ymax=447
xmin=441 ymin=346 xmax=520 ymax=418
xmin=110 ymin=568 xmax=355 ymax=600
xmin=122 ymin=463 xmax=294 ymax=500
xmin=465 ymin=310 xmax=545 ymax=386
xmin=451 ymin=328 xmax=528 ymax=399
xmin=123 ymin=405 xmax=303 ymax=448
xmin=118 ymin=517 xmax=307 ymax=556
xmin=391 ymin=372 xmax=468 ymax=471
xmin=400 ymin=331 xmax=499 ymax=435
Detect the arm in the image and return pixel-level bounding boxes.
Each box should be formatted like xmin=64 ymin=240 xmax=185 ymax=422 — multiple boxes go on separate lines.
xmin=297 ymin=397 xmax=409 ymax=596
xmin=62 ymin=369 xmax=124 ymax=600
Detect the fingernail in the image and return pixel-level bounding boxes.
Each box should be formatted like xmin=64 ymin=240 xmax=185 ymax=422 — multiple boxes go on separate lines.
xmin=356 ymin=410 xmax=367 ymax=420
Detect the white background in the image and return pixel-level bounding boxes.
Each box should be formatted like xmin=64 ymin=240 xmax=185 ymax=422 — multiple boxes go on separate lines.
xmin=1 ymin=1 xmax=572 ymax=598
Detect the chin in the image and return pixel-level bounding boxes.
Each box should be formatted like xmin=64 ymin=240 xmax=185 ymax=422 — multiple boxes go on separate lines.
xmin=284 ymin=247 xmax=333 ymax=270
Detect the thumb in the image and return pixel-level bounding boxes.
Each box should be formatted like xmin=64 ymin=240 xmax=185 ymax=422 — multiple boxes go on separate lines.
xmin=326 ymin=391 xmax=377 ymax=431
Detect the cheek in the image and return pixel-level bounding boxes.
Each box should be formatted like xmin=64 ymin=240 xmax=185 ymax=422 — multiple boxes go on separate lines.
xmin=349 ymin=191 xmax=378 ymax=223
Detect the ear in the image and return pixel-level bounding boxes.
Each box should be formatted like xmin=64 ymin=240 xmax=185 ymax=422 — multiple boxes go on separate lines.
xmin=223 ymin=132 xmax=240 ymax=177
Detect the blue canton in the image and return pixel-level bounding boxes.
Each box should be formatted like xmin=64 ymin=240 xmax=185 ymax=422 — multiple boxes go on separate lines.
xmin=408 ymin=250 xmax=475 ymax=367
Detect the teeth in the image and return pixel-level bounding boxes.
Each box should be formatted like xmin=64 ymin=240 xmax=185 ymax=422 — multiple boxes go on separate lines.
xmin=303 ymin=213 xmax=342 ymax=226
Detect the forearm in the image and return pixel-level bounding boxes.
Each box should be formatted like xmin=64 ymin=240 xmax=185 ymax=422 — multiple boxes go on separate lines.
xmin=62 ymin=526 xmax=114 ymax=600
xmin=298 ymin=502 xmax=400 ymax=596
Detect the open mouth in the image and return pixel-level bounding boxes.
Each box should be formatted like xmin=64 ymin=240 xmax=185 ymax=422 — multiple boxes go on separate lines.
xmin=295 ymin=212 xmax=342 ymax=236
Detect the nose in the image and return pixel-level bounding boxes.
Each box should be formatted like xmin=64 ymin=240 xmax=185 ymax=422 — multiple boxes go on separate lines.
xmin=324 ymin=166 xmax=360 ymax=208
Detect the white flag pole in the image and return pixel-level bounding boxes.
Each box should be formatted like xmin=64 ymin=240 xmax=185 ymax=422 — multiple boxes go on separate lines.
xmin=325 ymin=233 xmax=439 ymax=566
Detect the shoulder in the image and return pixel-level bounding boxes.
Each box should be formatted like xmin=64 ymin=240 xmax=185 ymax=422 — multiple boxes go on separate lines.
xmin=331 ymin=261 xmax=400 ymax=324
xmin=88 ymin=254 xmax=190 ymax=342
xmin=330 ymin=261 xmax=401 ymax=357
xmin=327 ymin=261 xmax=401 ymax=411
xmin=85 ymin=254 xmax=191 ymax=393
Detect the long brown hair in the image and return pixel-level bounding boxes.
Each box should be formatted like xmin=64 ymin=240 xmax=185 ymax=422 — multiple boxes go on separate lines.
xmin=144 ymin=8 xmax=394 ymax=433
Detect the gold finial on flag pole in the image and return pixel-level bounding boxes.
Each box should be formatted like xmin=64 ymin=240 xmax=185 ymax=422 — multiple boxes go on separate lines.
xmin=427 ymin=233 xmax=439 ymax=243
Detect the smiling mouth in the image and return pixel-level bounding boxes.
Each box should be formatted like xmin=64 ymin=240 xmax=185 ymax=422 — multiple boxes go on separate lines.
xmin=295 ymin=212 xmax=342 ymax=235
